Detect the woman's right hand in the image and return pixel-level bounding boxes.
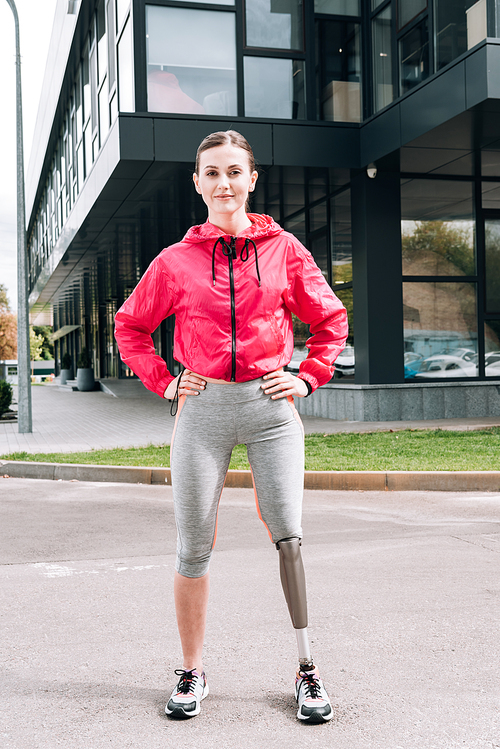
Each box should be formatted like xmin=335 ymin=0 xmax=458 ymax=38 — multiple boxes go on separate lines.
xmin=164 ymin=370 xmax=206 ymax=400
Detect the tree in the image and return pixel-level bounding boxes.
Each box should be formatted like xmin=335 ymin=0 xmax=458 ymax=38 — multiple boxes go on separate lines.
xmin=402 ymin=221 xmax=475 ymax=277
xmin=30 ymin=328 xmax=44 ymax=362
xmin=0 ymin=284 xmax=17 ymax=360
xmin=32 ymin=325 xmax=54 ymax=360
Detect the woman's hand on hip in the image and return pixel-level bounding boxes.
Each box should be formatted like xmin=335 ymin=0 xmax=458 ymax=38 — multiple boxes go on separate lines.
xmin=164 ymin=370 xmax=206 ymax=400
xmin=261 ymin=369 xmax=309 ymax=399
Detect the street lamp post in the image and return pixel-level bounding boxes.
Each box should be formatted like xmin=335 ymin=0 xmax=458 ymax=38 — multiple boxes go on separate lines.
xmin=5 ymin=0 xmax=32 ymax=433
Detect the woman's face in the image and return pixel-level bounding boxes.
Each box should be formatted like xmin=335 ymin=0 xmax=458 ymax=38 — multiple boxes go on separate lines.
xmin=193 ymin=144 xmax=258 ymax=222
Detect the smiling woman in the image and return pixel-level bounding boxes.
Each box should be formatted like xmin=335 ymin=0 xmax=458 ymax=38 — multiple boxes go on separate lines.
xmin=114 ymin=129 xmax=348 ymax=723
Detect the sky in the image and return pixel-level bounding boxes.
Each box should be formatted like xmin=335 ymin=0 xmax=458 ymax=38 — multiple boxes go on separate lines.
xmin=0 ymin=0 xmax=59 ymax=312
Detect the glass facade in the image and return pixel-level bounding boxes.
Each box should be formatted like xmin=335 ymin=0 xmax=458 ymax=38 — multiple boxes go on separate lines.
xmin=436 ymin=0 xmax=487 ymax=71
xmin=26 ymin=0 xmax=500 ymax=390
xmin=399 ymin=19 xmax=429 ymax=94
xmin=245 ymin=0 xmax=303 ymax=50
xmin=315 ymin=19 xmax=361 ymax=122
xmin=401 ymin=179 xmax=479 ymax=379
xmin=397 ymin=0 xmax=426 ymax=29
xmin=244 ymin=57 xmax=305 ymax=118
xmin=372 ymin=6 xmax=393 ymax=112
xmin=146 ymin=6 xmax=237 ymax=116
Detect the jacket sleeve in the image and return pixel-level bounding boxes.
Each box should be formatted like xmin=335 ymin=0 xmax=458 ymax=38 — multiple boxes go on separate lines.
xmin=283 ymin=238 xmax=349 ymax=392
xmin=114 ymin=254 xmax=176 ymax=397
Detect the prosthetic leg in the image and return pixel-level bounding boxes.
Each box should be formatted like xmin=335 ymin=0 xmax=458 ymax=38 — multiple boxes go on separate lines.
xmin=276 ymin=538 xmax=314 ymax=670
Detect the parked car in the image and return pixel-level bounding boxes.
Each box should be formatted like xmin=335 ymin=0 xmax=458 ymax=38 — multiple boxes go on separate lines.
xmin=404 ymin=352 xmax=423 ymax=379
xmin=286 ymin=347 xmax=309 ymax=373
xmin=415 ymin=350 xmax=477 ymax=379
xmin=485 ymin=351 xmax=500 ymax=376
xmin=333 ymin=345 xmax=355 ymax=378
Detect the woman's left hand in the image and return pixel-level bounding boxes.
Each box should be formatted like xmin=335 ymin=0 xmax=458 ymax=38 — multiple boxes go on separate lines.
xmin=261 ymin=369 xmax=309 ymax=399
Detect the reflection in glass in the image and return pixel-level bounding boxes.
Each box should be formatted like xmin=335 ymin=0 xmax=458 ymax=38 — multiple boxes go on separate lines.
xmin=97 ymin=0 xmax=107 ymax=85
xmin=314 ymin=0 xmax=360 ymax=14
xmin=398 ymin=0 xmax=426 ymax=30
xmin=284 ymin=212 xmax=306 ymax=246
xmin=371 ymin=0 xmax=385 ymax=9
xmin=283 ymin=167 xmax=305 ymax=218
xmin=401 ymin=179 xmax=475 ymax=276
xmin=98 ymin=82 xmax=109 ymax=145
xmin=482 ymin=182 xmax=500 ymax=209
xmin=146 ymin=6 xmax=237 ymax=116
xmin=372 ymin=7 xmax=393 ymax=112
xmin=310 ymin=202 xmax=327 ymax=232
xmin=244 ymin=57 xmax=305 ymax=119
xmin=116 ymin=0 xmax=130 ymax=32
xmin=399 ymin=19 xmax=429 ymax=94
xmin=331 ymin=189 xmax=352 ymax=284
xmin=485 ymin=322 xmax=500 ymax=377
xmin=435 ymin=0 xmax=479 ymax=70
xmin=403 ymin=282 xmax=477 ymax=378
xmin=310 ymin=232 xmax=329 ymax=281
xmin=118 ymin=16 xmax=134 ymax=111
xmin=307 ymin=168 xmax=328 ymax=203
xmin=246 ymin=0 xmax=303 ymax=50
xmin=485 ymin=219 xmax=500 ymax=314
xmin=316 ymin=20 xmax=361 ymax=122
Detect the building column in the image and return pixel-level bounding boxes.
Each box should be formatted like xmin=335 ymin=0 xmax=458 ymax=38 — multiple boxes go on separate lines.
xmin=351 ymin=151 xmax=404 ymax=384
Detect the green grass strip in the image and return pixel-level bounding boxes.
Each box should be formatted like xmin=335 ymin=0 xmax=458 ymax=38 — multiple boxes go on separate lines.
xmin=2 ymin=428 xmax=500 ymax=471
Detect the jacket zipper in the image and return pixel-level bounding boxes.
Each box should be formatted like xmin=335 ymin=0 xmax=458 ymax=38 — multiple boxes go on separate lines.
xmin=228 ymin=236 xmax=237 ymax=381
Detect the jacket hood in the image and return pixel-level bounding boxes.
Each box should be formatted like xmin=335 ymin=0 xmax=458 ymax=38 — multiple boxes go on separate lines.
xmin=182 ymin=213 xmax=283 ymax=244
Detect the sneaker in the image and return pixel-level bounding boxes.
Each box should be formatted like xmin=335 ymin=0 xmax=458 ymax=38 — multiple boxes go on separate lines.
xmin=295 ymin=667 xmax=333 ymax=723
xmin=165 ymin=668 xmax=209 ymax=719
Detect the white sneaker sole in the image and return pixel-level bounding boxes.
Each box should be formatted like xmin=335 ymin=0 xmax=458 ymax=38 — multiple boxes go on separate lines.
xmin=165 ymin=682 xmax=209 ymax=719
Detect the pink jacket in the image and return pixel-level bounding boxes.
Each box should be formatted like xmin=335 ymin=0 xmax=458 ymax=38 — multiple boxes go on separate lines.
xmin=114 ymin=214 xmax=348 ymax=397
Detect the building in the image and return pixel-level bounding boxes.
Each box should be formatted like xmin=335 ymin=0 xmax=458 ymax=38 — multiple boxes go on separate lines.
xmin=26 ymin=0 xmax=500 ymax=420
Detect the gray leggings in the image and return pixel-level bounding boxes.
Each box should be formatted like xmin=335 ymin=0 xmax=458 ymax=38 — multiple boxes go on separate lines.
xmin=170 ymin=378 xmax=305 ymax=578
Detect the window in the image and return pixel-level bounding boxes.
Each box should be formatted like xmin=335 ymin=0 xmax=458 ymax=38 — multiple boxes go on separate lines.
xmin=399 ymin=19 xmax=429 ymax=95
xmin=116 ymin=0 xmax=129 ymax=32
xmin=246 ymin=0 xmax=303 ymax=51
xmin=372 ymin=6 xmax=393 ymax=112
xmin=146 ymin=6 xmax=237 ymax=116
xmin=435 ymin=0 xmax=486 ymax=71
xmin=397 ymin=0 xmax=426 ymax=30
xmin=402 ymin=179 xmax=477 ymax=379
xmin=315 ymin=19 xmax=361 ymax=122
xmin=118 ymin=15 xmax=134 ymax=111
xmin=403 ymin=282 xmax=477 ymax=377
xmin=485 ymin=219 xmax=500 ymax=314
xmin=244 ymin=57 xmax=305 ymax=118
xmin=401 ymin=180 xmax=475 ymax=276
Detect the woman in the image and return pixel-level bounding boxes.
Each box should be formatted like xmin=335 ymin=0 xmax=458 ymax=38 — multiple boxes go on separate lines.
xmin=114 ymin=130 xmax=348 ymax=723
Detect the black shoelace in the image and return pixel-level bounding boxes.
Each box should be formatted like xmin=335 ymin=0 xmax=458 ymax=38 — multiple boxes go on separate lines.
xmin=211 ymin=236 xmax=261 ymax=287
xmin=298 ymin=669 xmax=321 ymax=699
xmin=174 ymin=669 xmax=198 ymax=694
xmin=169 ymin=366 xmax=185 ymax=417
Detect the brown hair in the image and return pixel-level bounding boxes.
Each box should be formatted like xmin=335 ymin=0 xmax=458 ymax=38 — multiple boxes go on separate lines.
xmin=194 ymin=130 xmax=256 ymax=175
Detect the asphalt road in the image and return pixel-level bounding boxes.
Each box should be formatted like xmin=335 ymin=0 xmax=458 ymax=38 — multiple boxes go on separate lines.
xmin=1 ymin=478 xmax=499 ymax=748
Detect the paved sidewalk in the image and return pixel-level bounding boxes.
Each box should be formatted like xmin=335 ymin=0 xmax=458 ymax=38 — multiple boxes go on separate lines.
xmin=2 ymin=380 xmax=500 ymax=456
xmin=1 ymin=479 xmax=499 ymax=748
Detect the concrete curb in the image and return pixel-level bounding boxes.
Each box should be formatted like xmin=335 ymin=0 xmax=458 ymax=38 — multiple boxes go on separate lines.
xmin=1 ymin=460 xmax=500 ymax=491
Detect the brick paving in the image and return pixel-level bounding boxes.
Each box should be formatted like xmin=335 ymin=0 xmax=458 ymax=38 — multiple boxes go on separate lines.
xmin=1 ymin=379 xmax=500 ymax=456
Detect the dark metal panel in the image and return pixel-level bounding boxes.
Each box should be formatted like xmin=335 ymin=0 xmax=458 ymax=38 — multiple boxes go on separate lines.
xmin=465 ymin=46 xmax=488 ymax=109
xmin=351 ymin=151 xmax=404 ymax=384
xmin=118 ymin=115 xmax=154 ymax=161
xmin=153 ymin=119 xmax=274 ymax=166
xmin=272 ymin=125 xmax=360 ymax=168
xmin=486 ymin=44 xmax=500 ymax=101
xmin=400 ymin=63 xmax=467 ymax=146
xmin=360 ymin=105 xmax=401 ymax=167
